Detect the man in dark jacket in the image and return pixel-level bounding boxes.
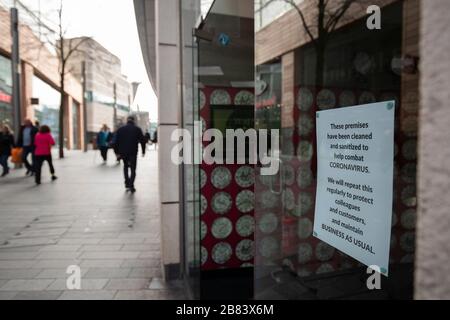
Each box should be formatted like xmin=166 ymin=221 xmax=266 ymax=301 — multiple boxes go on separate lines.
xmin=113 ymin=116 xmax=146 ymax=193
xmin=17 ymin=119 xmax=39 ymax=175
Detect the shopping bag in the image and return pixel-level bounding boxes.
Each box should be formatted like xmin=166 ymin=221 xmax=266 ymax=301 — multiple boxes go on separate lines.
xmin=11 ymin=147 xmax=23 ymax=164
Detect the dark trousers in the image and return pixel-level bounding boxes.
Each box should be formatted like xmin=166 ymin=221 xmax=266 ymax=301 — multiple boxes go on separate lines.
xmin=0 ymin=154 xmax=9 ymax=174
xmin=22 ymin=146 xmax=35 ymax=172
xmin=122 ymin=154 xmax=137 ymax=188
xmin=99 ymin=146 xmax=109 ymax=162
xmin=35 ymin=155 xmax=55 ymax=184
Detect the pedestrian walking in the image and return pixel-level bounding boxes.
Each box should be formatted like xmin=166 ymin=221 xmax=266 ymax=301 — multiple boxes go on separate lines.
xmin=34 ymin=125 xmax=57 ymax=185
xmin=0 ymin=124 xmax=15 ymax=177
xmin=17 ymin=119 xmax=38 ymax=176
xmin=110 ymin=131 xmax=121 ymax=164
xmin=112 ymin=116 xmax=146 ymax=193
xmin=151 ymin=129 xmax=158 ymax=150
xmin=97 ymin=124 xmax=112 ymax=164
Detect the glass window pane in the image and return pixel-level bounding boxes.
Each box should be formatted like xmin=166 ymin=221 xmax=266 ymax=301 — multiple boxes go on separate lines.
xmin=254 ymin=1 xmax=416 ymax=300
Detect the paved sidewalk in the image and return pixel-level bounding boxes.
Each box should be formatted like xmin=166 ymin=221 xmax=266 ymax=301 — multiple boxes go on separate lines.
xmin=0 ymin=149 xmax=184 ymax=300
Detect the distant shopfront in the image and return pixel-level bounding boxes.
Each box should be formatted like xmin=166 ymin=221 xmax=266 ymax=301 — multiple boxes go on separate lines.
xmin=0 ymin=54 xmax=13 ymax=127
xmin=0 ymin=6 xmax=85 ymax=150
xmin=32 ymin=75 xmax=61 ymax=144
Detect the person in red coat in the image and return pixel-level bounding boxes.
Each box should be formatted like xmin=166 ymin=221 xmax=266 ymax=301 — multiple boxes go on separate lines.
xmin=34 ymin=125 xmax=57 ymax=185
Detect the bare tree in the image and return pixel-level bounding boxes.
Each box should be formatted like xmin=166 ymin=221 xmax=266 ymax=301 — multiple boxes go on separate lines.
xmin=15 ymin=0 xmax=92 ymax=158
xmin=53 ymin=1 xmax=91 ymax=158
xmin=262 ymin=0 xmax=367 ymax=86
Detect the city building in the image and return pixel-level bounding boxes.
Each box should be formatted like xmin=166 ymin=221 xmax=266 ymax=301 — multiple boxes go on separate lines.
xmin=62 ymin=37 xmax=132 ymax=143
xmin=0 ymin=6 xmax=84 ymax=149
xmin=130 ymin=111 xmax=150 ymax=133
xmin=135 ymin=0 xmax=450 ymax=300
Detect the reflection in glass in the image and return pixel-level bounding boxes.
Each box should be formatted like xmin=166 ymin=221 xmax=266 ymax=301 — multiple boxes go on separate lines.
xmin=254 ymin=2 xmax=416 ymax=300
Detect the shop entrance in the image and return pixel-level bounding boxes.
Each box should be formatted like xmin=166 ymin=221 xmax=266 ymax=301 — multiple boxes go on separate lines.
xmin=193 ymin=0 xmax=255 ymax=300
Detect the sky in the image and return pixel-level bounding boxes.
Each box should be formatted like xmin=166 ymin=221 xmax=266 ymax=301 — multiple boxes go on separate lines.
xmin=14 ymin=0 xmax=158 ymax=121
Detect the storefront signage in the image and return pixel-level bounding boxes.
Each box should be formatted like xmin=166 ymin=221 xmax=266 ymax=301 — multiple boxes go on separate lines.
xmin=0 ymin=91 xmax=12 ymax=104
xmin=313 ymin=101 xmax=395 ymax=276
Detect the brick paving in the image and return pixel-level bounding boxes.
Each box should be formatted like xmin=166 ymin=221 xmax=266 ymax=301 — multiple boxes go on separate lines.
xmin=0 ymin=149 xmax=185 ymax=300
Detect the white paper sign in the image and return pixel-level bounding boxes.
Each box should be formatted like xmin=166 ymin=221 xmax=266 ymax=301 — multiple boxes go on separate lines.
xmin=313 ymin=101 xmax=395 ymax=276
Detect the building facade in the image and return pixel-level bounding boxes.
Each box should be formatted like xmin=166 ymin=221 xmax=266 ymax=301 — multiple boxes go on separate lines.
xmin=63 ymin=37 xmax=132 ymax=143
xmin=0 ymin=6 xmax=85 ymax=150
xmin=130 ymin=111 xmax=150 ymax=133
xmin=135 ymin=0 xmax=450 ymax=299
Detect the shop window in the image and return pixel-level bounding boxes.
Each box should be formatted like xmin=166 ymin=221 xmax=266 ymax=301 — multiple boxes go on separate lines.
xmin=255 ymin=2 xmax=416 ymax=300
xmin=32 ymin=75 xmax=61 ymax=145
xmin=0 ymin=55 xmax=13 ymax=126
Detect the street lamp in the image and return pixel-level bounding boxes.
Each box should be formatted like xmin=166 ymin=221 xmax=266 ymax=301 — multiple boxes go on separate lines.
xmin=131 ymin=82 xmax=141 ymax=104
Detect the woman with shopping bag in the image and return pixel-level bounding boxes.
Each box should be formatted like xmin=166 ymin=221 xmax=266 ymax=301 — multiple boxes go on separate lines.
xmin=11 ymin=147 xmax=22 ymax=165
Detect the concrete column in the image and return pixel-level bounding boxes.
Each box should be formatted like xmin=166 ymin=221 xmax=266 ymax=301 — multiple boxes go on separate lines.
xmin=21 ymin=62 xmax=34 ymax=120
xmin=78 ymin=101 xmax=85 ymax=150
xmin=415 ymin=0 xmax=450 ymax=299
xmin=64 ymin=95 xmax=73 ymax=150
xmin=156 ymin=0 xmax=181 ymax=280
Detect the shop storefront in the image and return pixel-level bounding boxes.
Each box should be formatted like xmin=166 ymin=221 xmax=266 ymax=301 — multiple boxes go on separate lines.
xmin=137 ymin=0 xmax=437 ymax=300
xmin=184 ymin=0 xmax=417 ymax=300
xmin=0 ymin=54 xmax=13 ymax=127
xmin=253 ymin=0 xmax=418 ymax=299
